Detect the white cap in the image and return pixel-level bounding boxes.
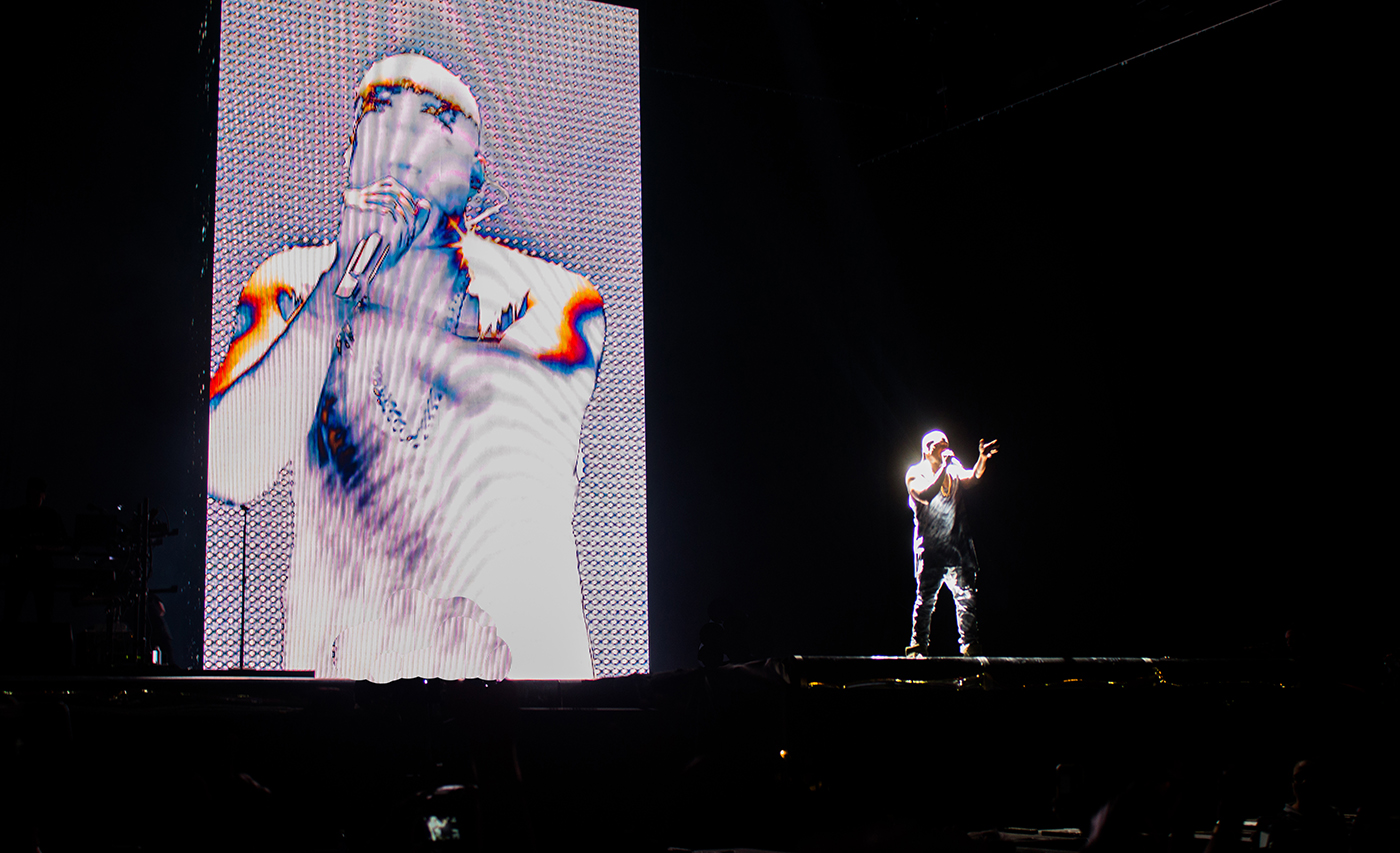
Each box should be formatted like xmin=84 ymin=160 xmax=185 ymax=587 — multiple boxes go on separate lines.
xmin=921 ymin=430 xmax=948 ymax=452
xmin=357 ymin=54 xmax=480 ymax=124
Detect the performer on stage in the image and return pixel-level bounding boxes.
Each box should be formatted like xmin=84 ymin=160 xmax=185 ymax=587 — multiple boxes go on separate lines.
xmin=905 ymin=430 xmax=997 ymax=657
xmin=207 ymin=55 xmax=604 ymax=682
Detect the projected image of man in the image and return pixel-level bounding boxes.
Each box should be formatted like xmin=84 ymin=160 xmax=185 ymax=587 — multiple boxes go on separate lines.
xmin=905 ymin=430 xmax=997 ymax=657
xmin=207 ymin=55 xmax=604 ymax=681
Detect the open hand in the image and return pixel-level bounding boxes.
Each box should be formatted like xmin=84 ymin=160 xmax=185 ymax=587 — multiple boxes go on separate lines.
xmin=979 ymin=438 xmax=999 ymax=460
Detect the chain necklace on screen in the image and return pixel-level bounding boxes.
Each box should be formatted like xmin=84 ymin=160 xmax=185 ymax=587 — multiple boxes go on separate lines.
xmin=369 ymin=265 xmax=470 ymax=449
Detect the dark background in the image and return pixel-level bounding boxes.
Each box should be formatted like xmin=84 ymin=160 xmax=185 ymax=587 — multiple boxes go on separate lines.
xmin=2 ymin=1 xmax=1386 ymax=672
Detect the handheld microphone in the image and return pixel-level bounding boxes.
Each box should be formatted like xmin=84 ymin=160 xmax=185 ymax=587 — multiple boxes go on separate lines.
xmin=335 ymin=232 xmax=388 ymax=298
xmin=333 ymin=186 xmax=497 ymax=299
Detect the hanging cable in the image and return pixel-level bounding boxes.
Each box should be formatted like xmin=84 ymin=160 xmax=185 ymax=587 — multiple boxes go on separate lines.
xmin=857 ymin=0 xmax=1287 ymax=168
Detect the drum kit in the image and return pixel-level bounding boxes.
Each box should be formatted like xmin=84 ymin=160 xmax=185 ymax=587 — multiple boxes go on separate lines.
xmin=6 ymin=498 xmax=178 ymax=671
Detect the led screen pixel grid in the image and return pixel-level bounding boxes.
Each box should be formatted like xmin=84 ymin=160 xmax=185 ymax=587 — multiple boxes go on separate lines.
xmin=205 ymin=0 xmax=644 ymax=678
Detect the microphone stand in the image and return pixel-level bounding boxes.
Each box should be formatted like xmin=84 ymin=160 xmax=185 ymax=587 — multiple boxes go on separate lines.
xmin=239 ymin=503 xmax=249 ymax=670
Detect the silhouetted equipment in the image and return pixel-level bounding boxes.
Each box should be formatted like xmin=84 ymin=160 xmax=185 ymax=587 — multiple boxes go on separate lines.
xmin=60 ymin=499 xmax=179 ymax=670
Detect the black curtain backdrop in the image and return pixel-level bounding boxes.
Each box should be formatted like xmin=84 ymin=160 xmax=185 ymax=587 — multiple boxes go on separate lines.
xmin=3 ymin=1 xmax=1385 ymax=673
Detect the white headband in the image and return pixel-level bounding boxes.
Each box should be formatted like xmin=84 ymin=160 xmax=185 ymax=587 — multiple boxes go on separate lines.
xmin=357 ymin=54 xmax=481 ymax=124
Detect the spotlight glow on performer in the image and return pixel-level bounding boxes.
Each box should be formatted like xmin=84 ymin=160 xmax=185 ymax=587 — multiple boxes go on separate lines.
xmin=904 ymin=431 xmax=998 ymax=657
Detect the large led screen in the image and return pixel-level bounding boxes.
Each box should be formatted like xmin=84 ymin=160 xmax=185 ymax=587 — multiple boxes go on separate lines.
xmin=205 ymin=0 xmax=644 ymax=680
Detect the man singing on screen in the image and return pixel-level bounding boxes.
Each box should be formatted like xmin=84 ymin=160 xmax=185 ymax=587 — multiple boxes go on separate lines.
xmin=206 ymin=55 xmax=604 ymax=681
xmin=905 ymin=430 xmax=997 ymax=657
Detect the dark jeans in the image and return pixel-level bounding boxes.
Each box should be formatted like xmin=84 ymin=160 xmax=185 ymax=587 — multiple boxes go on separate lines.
xmin=909 ymin=557 xmax=978 ymax=653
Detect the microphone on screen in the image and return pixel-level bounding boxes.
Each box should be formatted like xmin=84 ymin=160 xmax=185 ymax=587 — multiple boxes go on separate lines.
xmin=335 ymin=232 xmax=387 ymax=298
xmin=335 ymin=194 xmax=432 ymax=298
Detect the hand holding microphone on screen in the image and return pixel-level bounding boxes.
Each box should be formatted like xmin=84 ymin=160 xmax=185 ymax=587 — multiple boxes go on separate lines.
xmin=335 ymin=176 xmax=431 ymax=299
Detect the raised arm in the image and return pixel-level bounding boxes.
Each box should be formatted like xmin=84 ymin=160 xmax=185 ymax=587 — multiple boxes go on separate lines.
xmin=952 ymin=438 xmax=999 ymax=485
xmin=206 ymin=245 xmax=341 ymax=505
xmin=207 ymin=178 xmax=432 ymax=505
